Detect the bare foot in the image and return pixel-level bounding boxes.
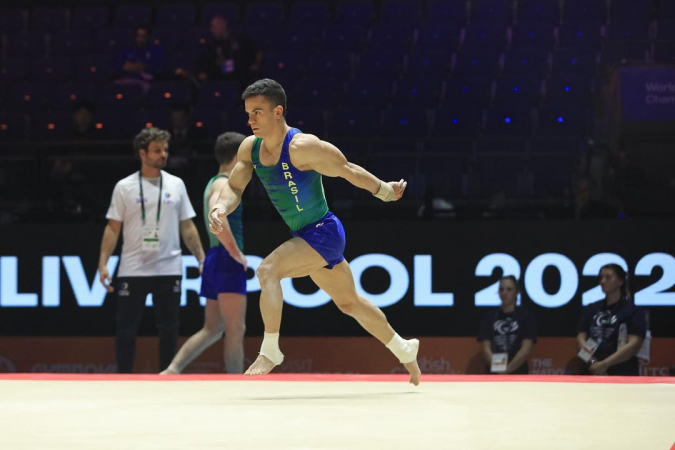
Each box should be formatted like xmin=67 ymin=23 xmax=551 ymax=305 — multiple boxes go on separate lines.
xmin=159 ymin=364 xmax=179 ymax=375
xmin=403 ymin=339 xmax=421 ymax=386
xmin=245 ymin=354 xmax=277 ymax=376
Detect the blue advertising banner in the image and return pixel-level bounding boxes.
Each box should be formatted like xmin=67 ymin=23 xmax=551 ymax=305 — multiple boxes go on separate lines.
xmin=621 ymin=66 xmax=675 ymax=122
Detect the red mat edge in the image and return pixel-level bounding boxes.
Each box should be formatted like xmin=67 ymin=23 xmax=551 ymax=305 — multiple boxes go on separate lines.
xmin=1 ymin=373 xmax=674 ymax=384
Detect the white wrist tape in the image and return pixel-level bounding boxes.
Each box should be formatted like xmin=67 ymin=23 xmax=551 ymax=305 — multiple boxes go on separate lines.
xmin=373 ymin=182 xmax=395 ymax=202
xmin=260 ymin=332 xmax=284 ymax=366
xmin=386 ymin=333 xmax=419 ymax=364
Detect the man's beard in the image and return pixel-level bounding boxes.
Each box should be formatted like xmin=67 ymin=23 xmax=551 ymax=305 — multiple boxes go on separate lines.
xmin=150 ymin=160 xmax=167 ymax=169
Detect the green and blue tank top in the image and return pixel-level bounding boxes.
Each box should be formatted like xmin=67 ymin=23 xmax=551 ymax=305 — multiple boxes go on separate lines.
xmin=251 ymin=128 xmax=329 ymax=231
xmin=203 ymin=174 xmax=244 ymax=250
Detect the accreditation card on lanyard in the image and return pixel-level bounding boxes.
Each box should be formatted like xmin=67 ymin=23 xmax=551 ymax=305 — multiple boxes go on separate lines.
xmin=139 ymin=172 xmax=162 ymax=252
xmin=578 ymin=316 xmax=605 ymax=363
xmin=491 ymin=353 xmax=508 ymax=373
xmin=578 ymin=338 xmax=599 ymax=363
xmin=578 ymin=306 xmax=614 ymax=363
xmin=491 ymin=313 xmax=511 ymax=373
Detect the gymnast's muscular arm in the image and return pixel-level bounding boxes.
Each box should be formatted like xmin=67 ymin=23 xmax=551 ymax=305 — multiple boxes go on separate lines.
xmin=288 ymin=133 xmax=407 ymax=201
xmin=208 ymin=177 xmax=247 ymax=268
xmin=209 ymin=136 xmax=255 ymax=232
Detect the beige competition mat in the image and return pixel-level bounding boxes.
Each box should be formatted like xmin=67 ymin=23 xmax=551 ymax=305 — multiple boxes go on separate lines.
xmin=0 ymin=374 xmax=674 ymax=450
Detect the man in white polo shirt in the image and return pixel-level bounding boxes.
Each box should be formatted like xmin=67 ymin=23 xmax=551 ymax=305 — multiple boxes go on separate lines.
xmin=97 ymin=127 xmax=206 ymax=373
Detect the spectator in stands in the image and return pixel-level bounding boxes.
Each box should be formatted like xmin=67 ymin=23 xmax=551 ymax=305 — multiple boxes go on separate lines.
xmin=47 ymin=157 xmax=85 ymax=218
xmin=67 ymin=100 xmax=101 ymax=141
xmin=477 ymin=276 xmax=536 ymax=374
xmin=114 ymin=24 xmax=165 ymax=94
xmin=197 ymin=15 xmax=262 ymax=86
xmin=170 ymin=103 xmax=208 ymax=144
xmin=612 ymin=149 xmax=647 ymax=213
xmin=574 ymin=174 xmax=618 ymax=219
xmin=47 ymin=100 xmax=100 ymax=217
xmin=576 ymin=264 xmax=646 ymax=376
xmin=165 ymin=103 xmax=208 ymax=165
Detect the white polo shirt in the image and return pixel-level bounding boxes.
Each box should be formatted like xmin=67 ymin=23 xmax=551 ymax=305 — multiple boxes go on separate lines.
xmin=106 ymin=170 xmax=196 ymax=277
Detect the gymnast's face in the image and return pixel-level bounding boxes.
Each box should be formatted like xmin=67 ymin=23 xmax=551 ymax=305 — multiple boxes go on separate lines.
xmin=244 ymin=96 xmax=284 ymax=138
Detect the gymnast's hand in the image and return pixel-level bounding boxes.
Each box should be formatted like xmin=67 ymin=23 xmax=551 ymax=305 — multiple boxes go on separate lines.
xmin=233 ymin=249 xmax=248 ymax=271
xmin=209 ymin=204 xmax=227 ymax=234
xmin=390 ymin=179 xmax=407 ymax=201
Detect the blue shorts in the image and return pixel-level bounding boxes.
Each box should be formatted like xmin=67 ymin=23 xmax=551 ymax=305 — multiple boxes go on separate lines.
xmin=291 ymin=211 xmax=346 ymax=269
xmin=199 ymin=246 xmax=247 ymax=299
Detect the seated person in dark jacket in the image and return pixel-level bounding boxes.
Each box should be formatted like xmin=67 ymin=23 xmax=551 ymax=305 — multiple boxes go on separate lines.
xmin=166 ymin=104 xmax=209 ymax=165
xmin=67 ymin=100 xmax=102 ymax=141
xmin=478 ymin=276 xmax=536 ymax=374
xmin=197 ymin=15 xmax=262 ymax=86
xmin=114 ymin=24 xmax=165 ymax=93
xmin=170 ymin=103 xmax=208 ymax=143
xmin=577 ymin=264 xmax=646 ymax=376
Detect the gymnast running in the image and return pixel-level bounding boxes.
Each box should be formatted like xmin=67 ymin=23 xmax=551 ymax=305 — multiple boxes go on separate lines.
xmin=209 ymin=79 xmax=421 ymax=385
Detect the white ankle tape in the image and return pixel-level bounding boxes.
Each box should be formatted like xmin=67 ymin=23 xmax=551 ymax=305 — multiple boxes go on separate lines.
xmin=386 ymin=333 xmax=419 ymax=364
xmin=260 ymin=332 xmax=284 ymax=366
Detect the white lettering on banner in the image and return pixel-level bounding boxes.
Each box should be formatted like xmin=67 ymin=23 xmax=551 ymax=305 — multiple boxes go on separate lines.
xmin=63 ymin=256 xmax=119 ymax=307
xmin=0 ymin=256 xmax=38 ymax=307
xmin=525 ymin=253 xmax=578 ymax=308
xmin=475 ymin=253 xmax=521 ymax=306
xmin=530 ymin=358 xmax=565 ymax=375
xmin=644 ymin=82 xmax=675 ymax=105
xmin=350 ymin=254 xmax=409 ymax=308
xmin=640 ymin=366 xmax=671 ymax=376
xmin=634 ymin=253 xmax=675 ymax=306
xmin=390 ymin=356 xmax=455 ymax=374
xmin=181 ymin=255 xmax=201 ymax=306
xmin=414 ymin=255 xmax=453 ymax=306
xmin=645 ymin=82 xmax=675 ymax=92
xmin=581 ymin=254 xmax=628 ymax=306
xmin=414 ymin=356 xmax=452 ymax=373
xmin=279 ymin=359 xmax=314 ymax=373
xmin=42 ymin=256 xmax=60 ymax=307
xmin=645 ymin=94 xmax=675 ymax=105
xmin=2 ymin=252 xmax=675 ymax=308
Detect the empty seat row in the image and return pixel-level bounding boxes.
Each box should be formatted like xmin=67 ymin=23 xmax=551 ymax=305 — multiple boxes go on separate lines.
xmin=0 ymin=46 xmax=603 ymax=82
xmin=7 ymin=20 xmax=671 ymax=59
xmin=1 ymin=0 xmax=670 ymax=34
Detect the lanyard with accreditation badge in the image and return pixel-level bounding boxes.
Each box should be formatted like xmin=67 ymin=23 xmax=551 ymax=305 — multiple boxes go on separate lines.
xmin=139 ymin=172 xmax=162 ymax=252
